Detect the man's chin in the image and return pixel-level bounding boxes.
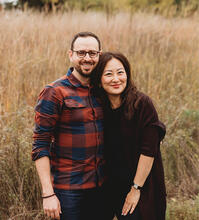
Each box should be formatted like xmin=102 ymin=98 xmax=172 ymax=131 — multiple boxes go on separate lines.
xmin=79 ymin=70 xmax=92 ymax=78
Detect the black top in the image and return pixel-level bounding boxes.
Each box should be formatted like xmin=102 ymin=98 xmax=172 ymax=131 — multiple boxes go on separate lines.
xmin=104 ymin=105 xmax=131 ymax=183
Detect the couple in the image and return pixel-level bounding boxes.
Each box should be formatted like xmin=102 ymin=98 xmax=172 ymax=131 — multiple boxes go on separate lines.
xmin=32 ymin=32 xmax=166 ymax=220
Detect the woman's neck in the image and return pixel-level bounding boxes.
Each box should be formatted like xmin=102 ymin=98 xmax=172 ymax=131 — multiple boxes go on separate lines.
xmin=108 ymin=95 xmax=121 ymax=109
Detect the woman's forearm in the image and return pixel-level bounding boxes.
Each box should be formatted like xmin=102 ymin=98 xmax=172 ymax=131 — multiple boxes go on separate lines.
xmin=133 ymin=154 xmax=154 ymax=187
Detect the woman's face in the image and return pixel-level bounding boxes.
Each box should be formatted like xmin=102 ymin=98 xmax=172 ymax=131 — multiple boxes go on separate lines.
xmin=101 ymin=58 xmax=127 ymax=97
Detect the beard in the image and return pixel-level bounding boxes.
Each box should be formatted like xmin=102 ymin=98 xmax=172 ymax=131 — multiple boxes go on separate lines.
xmin=74 ymin=61 xmax=95 ymax=78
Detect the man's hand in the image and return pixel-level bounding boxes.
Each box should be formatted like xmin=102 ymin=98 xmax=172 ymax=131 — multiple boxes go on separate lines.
xmin=121 ymin=187 xmax=140 ymax=216
xmin=43 ymin=195 xmax=61 ymax=219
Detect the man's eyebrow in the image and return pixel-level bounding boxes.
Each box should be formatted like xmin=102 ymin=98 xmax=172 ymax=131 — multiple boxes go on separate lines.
xmin=75 ymin=50 xmax=98 ymax=51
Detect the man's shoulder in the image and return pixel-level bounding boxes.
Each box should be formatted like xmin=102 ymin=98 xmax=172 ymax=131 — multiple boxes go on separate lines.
xmin=37 ymin=74 xmax=74 ymax=101
xmin=47 ymin=74 xmax=72 ymax=89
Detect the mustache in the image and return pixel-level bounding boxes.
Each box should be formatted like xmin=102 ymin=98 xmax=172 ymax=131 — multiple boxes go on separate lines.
xmin=81 ymin=61 xmax=94 ymax=65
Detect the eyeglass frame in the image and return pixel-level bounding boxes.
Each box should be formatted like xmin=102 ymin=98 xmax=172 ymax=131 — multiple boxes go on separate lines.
xmin=72 ymin=50 xmax=101 ymax=58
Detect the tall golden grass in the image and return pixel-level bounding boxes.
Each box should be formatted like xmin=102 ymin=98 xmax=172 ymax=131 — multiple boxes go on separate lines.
xmin=0 ymin=10 xmax=199 ymax=219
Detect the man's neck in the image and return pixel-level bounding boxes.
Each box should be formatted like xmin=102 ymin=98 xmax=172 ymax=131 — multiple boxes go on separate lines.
xmin=72 ymin=68 xmax=90 ymax=86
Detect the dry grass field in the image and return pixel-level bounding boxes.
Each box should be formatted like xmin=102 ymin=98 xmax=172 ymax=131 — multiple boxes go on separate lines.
xmin=0 ymin=10 xmax=199 ymax=219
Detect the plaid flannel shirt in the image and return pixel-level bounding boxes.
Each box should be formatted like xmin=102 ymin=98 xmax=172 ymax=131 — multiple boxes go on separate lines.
xmin=32 ymin=68 xmax=105 ymax=190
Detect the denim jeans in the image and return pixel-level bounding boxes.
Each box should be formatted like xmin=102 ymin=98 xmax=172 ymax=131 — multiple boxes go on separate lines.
xmin=54 ymin=186 xmax=106 ymax=220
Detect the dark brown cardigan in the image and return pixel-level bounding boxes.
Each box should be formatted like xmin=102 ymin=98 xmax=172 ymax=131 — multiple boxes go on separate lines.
xmin=108 ymin=92 xmax=167 ymax=220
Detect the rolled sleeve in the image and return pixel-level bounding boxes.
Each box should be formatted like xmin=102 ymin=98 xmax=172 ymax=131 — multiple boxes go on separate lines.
xmin=139 ymin=126 xmax=159 ymax=157
xmin=138 ymin=95 xmax=166 ymax=157
xmin=32 ymin=86 xmax=62 ymax=161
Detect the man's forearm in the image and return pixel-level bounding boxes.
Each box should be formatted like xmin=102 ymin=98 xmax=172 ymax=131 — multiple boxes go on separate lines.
xmin=133 ymin=154 xmax=154 ymax=187
xmin=35 ymin=156 xmax=54 ymax=196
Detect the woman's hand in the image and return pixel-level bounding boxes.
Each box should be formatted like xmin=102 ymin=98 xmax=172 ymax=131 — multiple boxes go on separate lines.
xmin=122 ymin=187 xmax=140 ymax=216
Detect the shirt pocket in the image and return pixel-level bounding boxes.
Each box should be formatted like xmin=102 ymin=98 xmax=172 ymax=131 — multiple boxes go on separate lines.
xmin=62 ymin=98 xmax=87 ymax=123
xmin=64 ymin=98 xmax=86 ymax=108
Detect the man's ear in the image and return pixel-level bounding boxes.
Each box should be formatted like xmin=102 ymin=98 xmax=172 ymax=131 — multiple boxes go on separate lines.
xmin=68 ymin=49 xmax=73 ymax=61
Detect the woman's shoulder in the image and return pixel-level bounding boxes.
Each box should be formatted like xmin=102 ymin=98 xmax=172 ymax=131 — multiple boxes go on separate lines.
xmin=134 ymin=91 xmax=155 ymax=110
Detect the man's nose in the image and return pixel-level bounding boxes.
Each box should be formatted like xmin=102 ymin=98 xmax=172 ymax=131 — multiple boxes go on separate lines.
xmin=84 ymin=53 xmax=92 ymax=61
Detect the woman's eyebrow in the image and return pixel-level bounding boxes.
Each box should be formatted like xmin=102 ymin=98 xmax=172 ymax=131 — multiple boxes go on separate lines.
xmin=104 ymin=67 xmax=124 ymax=72
xmin=104 ymin=69 xmax=113 ymax=72
xmin=117 ymin=68 xmax=125 ymax=71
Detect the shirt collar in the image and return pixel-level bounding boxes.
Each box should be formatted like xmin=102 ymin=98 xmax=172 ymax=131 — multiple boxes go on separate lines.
xmin=66 ymin=67 xmax=90 ymax=88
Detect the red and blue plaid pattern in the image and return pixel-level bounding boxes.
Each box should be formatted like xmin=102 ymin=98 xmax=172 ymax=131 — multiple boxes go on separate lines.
xmin=32 ymin=68 xmax=105 ymax=190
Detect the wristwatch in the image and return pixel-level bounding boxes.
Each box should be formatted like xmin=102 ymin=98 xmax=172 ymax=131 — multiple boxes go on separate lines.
xmin=132 ymin=182 xmax=142 ymax=190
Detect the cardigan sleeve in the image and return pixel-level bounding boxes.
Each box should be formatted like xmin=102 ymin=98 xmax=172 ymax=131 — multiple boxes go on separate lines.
xmin=137 ymin=95 xmax=166 ymax=157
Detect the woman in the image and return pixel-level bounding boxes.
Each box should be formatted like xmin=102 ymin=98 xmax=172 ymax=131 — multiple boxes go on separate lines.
xmin=92 ymin=52 xmax=166 ymax=220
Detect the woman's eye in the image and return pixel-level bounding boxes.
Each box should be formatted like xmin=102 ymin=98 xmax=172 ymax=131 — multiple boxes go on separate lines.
xmin=118 ymin=71 xmax=124 ymax=75
xmin=104 ymin=72 xmax=112 ymax=76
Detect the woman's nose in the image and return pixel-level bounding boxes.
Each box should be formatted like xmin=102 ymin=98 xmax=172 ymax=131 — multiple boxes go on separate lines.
xmin=112 ymin=75 xmax=119 ymax=82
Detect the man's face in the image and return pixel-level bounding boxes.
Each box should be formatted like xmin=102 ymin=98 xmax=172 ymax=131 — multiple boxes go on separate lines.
xmin=69 ymin=37 xmax=100 ymax=78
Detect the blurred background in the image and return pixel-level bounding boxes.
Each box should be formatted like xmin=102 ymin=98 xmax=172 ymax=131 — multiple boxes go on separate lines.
xmin=0 ymin=0 xmax=199 ymax=219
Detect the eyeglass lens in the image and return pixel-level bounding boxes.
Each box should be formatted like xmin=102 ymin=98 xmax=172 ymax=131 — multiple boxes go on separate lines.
xmin=74 ymin=50 xmax=99 ymax=58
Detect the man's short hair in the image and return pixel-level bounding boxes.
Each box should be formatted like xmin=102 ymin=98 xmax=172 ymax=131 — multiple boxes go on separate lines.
xmin=70 ymin=32 xmax=101 ymax=51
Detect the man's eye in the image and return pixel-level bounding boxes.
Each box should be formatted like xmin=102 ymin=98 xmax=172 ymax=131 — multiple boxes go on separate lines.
xmin=89 ymin=51 xmax=97 ymax=56
xmin=78 ymin=51 xmax=86 ymax=55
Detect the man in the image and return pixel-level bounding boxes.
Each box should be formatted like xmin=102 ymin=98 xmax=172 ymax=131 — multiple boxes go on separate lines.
xmin=32 ymin=32 xmax=105 ymax=220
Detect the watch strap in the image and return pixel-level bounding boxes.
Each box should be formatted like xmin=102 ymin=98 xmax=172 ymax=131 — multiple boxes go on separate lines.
xmin=132 ymin=182 xmax=142 ymax=190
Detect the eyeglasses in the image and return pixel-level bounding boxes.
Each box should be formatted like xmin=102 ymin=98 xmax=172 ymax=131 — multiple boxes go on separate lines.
xmin=72 ymin=50 xmax=100 ymax=58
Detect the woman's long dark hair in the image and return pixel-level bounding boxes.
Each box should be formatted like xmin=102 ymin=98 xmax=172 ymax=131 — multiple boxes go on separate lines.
xmin=91 ymin=52 xmax=138 ymax=120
